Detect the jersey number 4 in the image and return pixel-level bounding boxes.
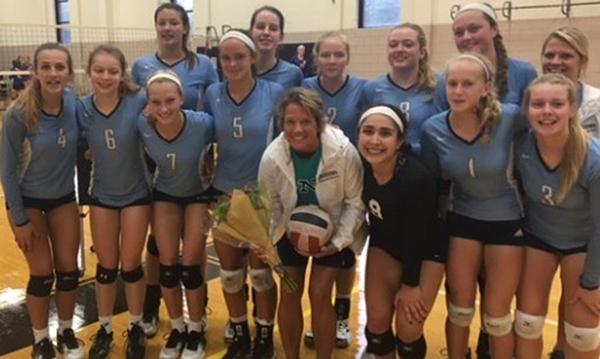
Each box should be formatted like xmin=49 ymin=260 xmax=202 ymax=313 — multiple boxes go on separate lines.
xmin=57 ymin=128 xmax=67 ymax=148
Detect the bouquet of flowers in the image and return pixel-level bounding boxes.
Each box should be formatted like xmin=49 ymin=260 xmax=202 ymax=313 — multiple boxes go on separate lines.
xmin=212 ymin=187 xmax=298 ymax=292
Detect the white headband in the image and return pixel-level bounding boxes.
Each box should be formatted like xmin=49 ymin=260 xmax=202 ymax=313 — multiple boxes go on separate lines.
xmin=457 ymin=2 xmax=497 ymax=22
xmin=455 ymin=53 xmax=492 ymax=81
xmin=220 ymin=30 xmax=256 ymax=52
xmin=147 ymin=72 xmax=183 ymax=92
xmin=359 ymin=106 xmax=405 ymax=134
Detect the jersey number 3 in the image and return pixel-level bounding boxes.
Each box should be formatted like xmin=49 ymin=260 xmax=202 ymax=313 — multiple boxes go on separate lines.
xmin=541 ymin=185 xmax=555 ymax=206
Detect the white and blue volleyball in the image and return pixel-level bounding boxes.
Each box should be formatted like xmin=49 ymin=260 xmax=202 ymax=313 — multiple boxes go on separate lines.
xmin=287 ymin=205 xmax=333 ymax=254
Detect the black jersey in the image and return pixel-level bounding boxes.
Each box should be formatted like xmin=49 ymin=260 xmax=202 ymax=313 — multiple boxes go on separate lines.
xmin=362 ymin=151 xmax=438 ymax=286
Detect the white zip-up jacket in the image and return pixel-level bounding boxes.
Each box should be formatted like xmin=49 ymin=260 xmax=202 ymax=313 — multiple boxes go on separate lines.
xmin=580 ymin=82 xmax=600 ymax=139
xmin=258 ymin=125 xmax=366 ymax=252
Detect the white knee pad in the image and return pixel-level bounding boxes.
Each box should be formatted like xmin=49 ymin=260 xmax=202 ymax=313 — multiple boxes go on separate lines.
xmin=220 ymin=268 xmax=246 ymax=294
xmin=249 ymin=268 xmax=275 ymax=293
xmin=484 ymin=313 xmax=513 ymax=337
xmin=447 ymin=302 xmax=475 ymax=328
xmin=565 ymin=321 xmax=600 ymax=352
xmin=514 ymin=310 xmax=545 ymax=340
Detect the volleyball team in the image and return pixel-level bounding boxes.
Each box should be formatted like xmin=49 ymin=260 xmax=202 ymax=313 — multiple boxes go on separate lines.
xmin=1 ymin=2 xmax=599 ymax=359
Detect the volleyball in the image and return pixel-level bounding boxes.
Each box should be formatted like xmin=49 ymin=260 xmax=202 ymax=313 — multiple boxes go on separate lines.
xmin=287 ymin=205 xmax=333 ymax=254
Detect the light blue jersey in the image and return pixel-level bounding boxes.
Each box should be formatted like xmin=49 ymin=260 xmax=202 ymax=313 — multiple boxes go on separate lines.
xmin=131 ymin=53 xmax=218 ymax=110
xmin=77 ymin=91 xmax=149 ymax=206
xmin=516 ymin=131 xmax=600 ymax=288
xmin=302 ymin=75 xmax=367 ymax=144
xmin=363 ymin=74 xmax=440 ymax=152
xmin=258 ymin=59 xmax=303 ymax=90
xmin=420 ymin=104 xmax=523 ymax=221
xmin=436 ymin=57 xmax=537 ymax=109
xmin=138 ymin=110 xmax=214 ymax=197
xmin=204 ymin=79 xmax=284 ymax=193
xmin=0 ymin=90 xmax=78 ymax=225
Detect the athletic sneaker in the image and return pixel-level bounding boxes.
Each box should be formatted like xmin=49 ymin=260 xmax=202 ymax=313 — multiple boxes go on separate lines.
xmin=336 ymin=319 xmax=352 ymax=348
xmin=549 ymin=349 xmax=565 ymax=359
xmin=475 ymin=331 xmax=491 ymax=359
xmin=31 ymin=338 xmax=56 ymax=359
xmin=141 ymin=313 xmax=159 ymax=338
xmin=125 ymin=323 xmax=146 ymax=359
xmin=224 ymin=320 xmax=234 ymax=343
xmin=56 ymin=328 xmax=85 ymax=359
xmin=223 ymin=339 xmax=251 ymax=359
xmin=181 ymin=330 xmax=206 ymax=359
xmin=303 ymin=330 xmax=315 ymax=348
xmin=251 ymin=338 xmax=274 ymax=359
xmin=88 ymin=326 xmax=113 ymax=359
xmin=159 ymin=329 xmax=186 ymax=359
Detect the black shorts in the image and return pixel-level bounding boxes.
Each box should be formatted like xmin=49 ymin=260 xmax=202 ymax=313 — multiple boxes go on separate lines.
xmin=204 ymin=186 xmax=226 ymax=204
xmin=152 ymin=189 xmax=213 ymax=205
xmin=447 ymin=212 xmax=523 ymax=246
xmin=524 ymin=231 xmax=587 ymax=256
xmin=90 ymin=195 xmax=151 ymax=210
xmin=6 ymin=192 xmax=77 ymax=213
xmin=277 ymin=236 xmax=354 ymax=268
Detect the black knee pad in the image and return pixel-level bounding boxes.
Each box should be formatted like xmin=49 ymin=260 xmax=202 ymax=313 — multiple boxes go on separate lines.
xmin=27 ymin=274 xmax=55 ymax=297
xmin=121 ymin=265 xmax=144 ymax=283
xmin=397 ymin=335 xmax=427 ymax=359
xmin=96 ymin=264 xmax=118 ymax=284
xmin=160 ymin=264 xmax=180 ymax=288
xmin=56 ymin=270 xmax=79 ymax=291
xmin=180 ymin=265 xmax=204 ymax=290
xmin=146 ymin=234 xmax=159 ymax=257
xmin=365 ymin=328 xmax=395 ymax=356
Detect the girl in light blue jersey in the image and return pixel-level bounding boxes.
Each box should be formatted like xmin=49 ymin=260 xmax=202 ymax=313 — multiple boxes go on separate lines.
xmin=132 ymin=3 xmax=218 ymax=337
xmin=79 ymin=45 xmax=150 ymax=359
xmin=1 ymin=43 xmax=84 ymax=359
xmin=250 ymin=6 xmax=303 ymax=90
xmin=363 ymin=23 xmax=440 ymax=153
xmin=541 ymin=26 xmax=600 ymax=359
xmin=301 ymin=31 xmax=366 ymax=349
xmin=139 ymin=71 xmax=214 ymax=359
xmin=204 ymin=29 xmax=284 ymax=359
xmin=421 ymin=54 xmax=524 ymax=359
xmin=515 ymin=74 xmax=600 ymax=359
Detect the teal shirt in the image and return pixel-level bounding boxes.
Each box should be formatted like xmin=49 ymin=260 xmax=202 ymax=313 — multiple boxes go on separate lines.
xmin=291 ymin=147 xmax=321 ymax=206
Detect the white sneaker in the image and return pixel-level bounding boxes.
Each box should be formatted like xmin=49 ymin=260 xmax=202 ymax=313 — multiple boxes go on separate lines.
xmin=336 ymin=319 xmax=352 ymax=348
xmin=159 ymin=329 xmax=186 ymax=359
xmin=303 ymin=330 xmax=315 ymax=347
xmin=181 ymin=330 xmax=206 ymax=359
xmin=142 ymin=315 xmax=159 ymax=338
xmin=57 ymin=329 xmax=85 ymax=359
xmin=223 ymin=320 xmax=234 ymax=343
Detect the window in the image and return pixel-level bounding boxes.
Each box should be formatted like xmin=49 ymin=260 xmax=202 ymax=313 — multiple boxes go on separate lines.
xmin=359 ymin=0 xmax=402 ymax=28
xmin=55 ymin=0 xmax=71 ymax=43
xmin=171 ymin=0 xmax=194 ymax=34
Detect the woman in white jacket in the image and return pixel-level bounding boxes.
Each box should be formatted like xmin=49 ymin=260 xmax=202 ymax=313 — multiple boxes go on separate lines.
xmin=258 ymin=88 xmax=365 ymax=359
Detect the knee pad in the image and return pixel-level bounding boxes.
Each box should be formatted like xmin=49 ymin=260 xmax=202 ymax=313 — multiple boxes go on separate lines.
xmin=365 ymin=328 xmax=396 ymax=356
xmin=484 ymin=313 xmax=513 ymax=337
xmin=514 ymin=310 xmax=545 ymax=340
xmin=447 ymin=302 xmax=475 ymax=328
xmin=249 ymin=268 xmax=275 ymax=293
xmin=220 ymin=268 xmax=246 ymax=294
xmin=180 ymin=265 xmax=204 ymax=290
xmin=146 ymin=234 xmax=159 ymax=257
xmin=27 ymin=274 xmax=55 ymax=297
xmin=565 ymin=321 xmax=600 ymax=352
xmin=95 ymin=264 xmax=118 ymax=284
xmin=121 ymin=265 xmax=144 ymax=283
xmin=55 ymin=270 xmax=79 ymax=291
xmin=159 ymin=264 xmax=180 ymax=288
xmin=396 ymin=335 xmax=427 ymax=359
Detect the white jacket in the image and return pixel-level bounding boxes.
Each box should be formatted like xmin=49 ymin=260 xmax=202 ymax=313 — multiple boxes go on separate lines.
xmin=580 ymin=82 xmax=600 ymax=139
xmin=258 ymin=125 xmax=366 ymax=252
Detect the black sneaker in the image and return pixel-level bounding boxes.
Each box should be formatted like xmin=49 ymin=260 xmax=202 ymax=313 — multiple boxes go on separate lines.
xmin=223 ymin=339 xmax=252 ymax=359
xmin=56 ymin=328 xmax=85 ymax=359
xmin=251 ymin=338 xmax=274 ymax=359
xmin=181 ymin=330 xmax=206 ymax=359
xmin=125 ymin=323 xmax=146 ymax=359
xmin=159 ymin=328 xmax=186 ymax=359
xmin=549 ymin=349 xmax=565 ymax=359
xmin=475 ymin=331 xmax=491 ymax=359
xmin=31 ymin=338 xmax=56 ymax=359
xmin=88 ymin=326 xmax=113 ymax=359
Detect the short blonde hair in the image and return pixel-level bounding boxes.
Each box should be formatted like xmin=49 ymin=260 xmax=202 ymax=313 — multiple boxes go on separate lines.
xmin=277 ymin=88 xmax=328 ymax=133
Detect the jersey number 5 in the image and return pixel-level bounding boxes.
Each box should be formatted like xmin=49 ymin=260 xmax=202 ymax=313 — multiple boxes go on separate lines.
xmin=233 ymin=116 xmax=244 ymax=138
